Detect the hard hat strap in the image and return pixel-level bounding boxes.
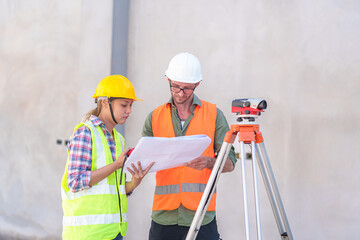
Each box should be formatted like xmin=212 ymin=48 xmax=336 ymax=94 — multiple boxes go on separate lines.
xmin=108 ymin=99 xmax=118 ymax=125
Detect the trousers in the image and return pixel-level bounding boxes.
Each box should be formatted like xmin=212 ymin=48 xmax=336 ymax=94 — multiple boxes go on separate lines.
xmin=149 ymin=218 xmax=220 ymax=240
xmin=113 ymin=232 xmax=123 ymax=240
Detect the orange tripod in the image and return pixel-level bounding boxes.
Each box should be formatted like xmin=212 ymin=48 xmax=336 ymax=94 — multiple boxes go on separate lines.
xmin=186 ymin=121 xmax=294 ymax=240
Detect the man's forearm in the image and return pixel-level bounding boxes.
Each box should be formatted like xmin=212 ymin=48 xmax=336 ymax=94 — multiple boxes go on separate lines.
xmin=207 ymin=157 xmax=234 ymax=172
xmin=222 ymin=158 xmax=235 ymax=172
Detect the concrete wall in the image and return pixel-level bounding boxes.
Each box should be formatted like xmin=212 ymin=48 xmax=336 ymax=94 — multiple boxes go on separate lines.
xmin=0 ymin=0 xmax=359 ymax=239
xmin=0 ymin=0 xmax=114 ymax=239
xmin=126 ymin=1 xmax=360 ymax=239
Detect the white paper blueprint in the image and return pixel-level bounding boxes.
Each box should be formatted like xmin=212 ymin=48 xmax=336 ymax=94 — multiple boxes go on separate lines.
xmin=123 ymin=135 xmax=211 ymax=174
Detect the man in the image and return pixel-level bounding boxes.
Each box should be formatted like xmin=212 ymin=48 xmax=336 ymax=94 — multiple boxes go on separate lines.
xmin=142 ymin=52 xmax=237 ymax=240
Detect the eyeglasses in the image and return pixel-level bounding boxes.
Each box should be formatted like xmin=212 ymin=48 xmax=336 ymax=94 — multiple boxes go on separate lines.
xmin=169 ymin=83 xmax=196 ymax=94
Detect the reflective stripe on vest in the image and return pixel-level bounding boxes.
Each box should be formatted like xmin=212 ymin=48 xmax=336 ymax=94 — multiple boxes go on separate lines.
xmin=181 ymin=183 xmax=217 ymax=193
xmin=61 ymin=184 xmax=126 ymax=200
xmin=61 ymin=121 xmax=128 ymax=240
xmin=152 ymin=100 xmax=217 ymax=211
xmin=63 ymin=213 xmax=126 ymax=226
xmin=154 ymin=183 xmax=216 ymax=195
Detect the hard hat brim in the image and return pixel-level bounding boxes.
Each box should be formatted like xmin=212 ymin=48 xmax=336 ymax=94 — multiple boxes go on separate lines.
xmin=165 ymin=73 xmax=202 ymax=84
xmin=93 ymin=96 xmax=143 ymax=101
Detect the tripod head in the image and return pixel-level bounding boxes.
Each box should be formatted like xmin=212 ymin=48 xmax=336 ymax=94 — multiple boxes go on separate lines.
xmin=232 ymin=98 xmax=267 ymax=122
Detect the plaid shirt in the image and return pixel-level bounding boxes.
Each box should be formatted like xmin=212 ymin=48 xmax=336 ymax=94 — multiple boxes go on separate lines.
xmin=67 ymin=115 xmax=117 ymax=192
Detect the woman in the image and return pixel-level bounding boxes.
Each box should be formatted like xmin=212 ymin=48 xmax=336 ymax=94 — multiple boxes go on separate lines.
xmin=61 ymin=75 xmax=154 ymax=240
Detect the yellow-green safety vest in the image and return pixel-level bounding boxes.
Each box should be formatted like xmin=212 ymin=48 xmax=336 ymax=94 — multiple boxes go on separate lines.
xmin=61 ymin=121 xmax=128 ymax=240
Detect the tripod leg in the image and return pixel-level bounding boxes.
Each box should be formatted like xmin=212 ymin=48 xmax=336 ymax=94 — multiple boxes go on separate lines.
xmin=185 ymin=142 xmax=233 ymax=240
xmin=256 ymin=142 xmax=293 ymax=240
xmin=240 ymin=141 xmax=251 ymax=240
xmin=251 ymin=141 xmax=262 ymax=240
xmin=255 ymin=143 xmax=285 ymax=235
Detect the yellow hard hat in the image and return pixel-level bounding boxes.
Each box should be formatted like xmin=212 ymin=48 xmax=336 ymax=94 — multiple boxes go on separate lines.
xmin=92 ymin=75 xmax=142 ymax=101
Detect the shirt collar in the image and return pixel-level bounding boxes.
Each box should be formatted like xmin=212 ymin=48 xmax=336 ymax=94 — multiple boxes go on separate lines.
xmin=89 ymin=115 xmax=106 ymax=128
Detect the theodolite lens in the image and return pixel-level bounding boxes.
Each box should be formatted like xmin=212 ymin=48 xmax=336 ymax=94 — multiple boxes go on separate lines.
xmin=258 ymin=100 xmax=267 ymax=110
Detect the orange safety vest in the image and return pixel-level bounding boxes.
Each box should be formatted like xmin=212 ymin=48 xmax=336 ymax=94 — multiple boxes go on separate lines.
xmin=152 ymin=100 xmax=217 ymax=211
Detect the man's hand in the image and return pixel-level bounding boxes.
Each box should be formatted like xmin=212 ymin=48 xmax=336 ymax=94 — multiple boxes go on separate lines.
xmin=184 ymin=156 xmax=214 ymax=170
xmin=184 ymin=156 xmax=235 ymax=172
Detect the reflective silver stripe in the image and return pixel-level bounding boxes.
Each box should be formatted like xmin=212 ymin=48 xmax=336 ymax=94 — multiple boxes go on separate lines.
xmin=116 ymin=132 xmax=125 ymax=152
xmin=154 ymin=185 xmax=179 ymax=195
xmin=85 ymin=121 xmax=106 ymax=168
xmin=62 ymin=184 xmax=117 ymax=200
xmin=181 ymin=183 xmax=217 ymax=193
xmin=119 ymin=185 xmax=126 ymax=195
xmin=63 ymin=213 xmax=121 ymax=227
xmin=122 ymin=213 xmax=127 ymax=223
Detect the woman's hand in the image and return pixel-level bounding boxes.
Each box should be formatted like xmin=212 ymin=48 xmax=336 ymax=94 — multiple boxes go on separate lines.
xmin=114 ymin=148 xmax=132 ymax=170
xmin=125 ymin=161 xmax=155 ymax=193
xmin=127 ymin=161 xmax=155 ymax=186
xmin=90 ymin=148 xmax=132 ymax=187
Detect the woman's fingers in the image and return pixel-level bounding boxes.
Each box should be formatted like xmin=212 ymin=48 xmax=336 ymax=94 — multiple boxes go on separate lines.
xmin=127 ymin=167 xmax=134 ymax=175
xmin=131 ymin=163 xmax=139 ymax=174
xmin=137 ymin=161 xmax=143 ymax=172
xmin=143 ymin=162 xmax=155 ymax=175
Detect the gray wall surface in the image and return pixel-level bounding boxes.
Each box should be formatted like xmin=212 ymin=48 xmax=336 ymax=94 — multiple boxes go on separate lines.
xmin=0 ymin=0 xmax=114 ymax=239
xmin=1 ymin=0 xmax=359 ymax=239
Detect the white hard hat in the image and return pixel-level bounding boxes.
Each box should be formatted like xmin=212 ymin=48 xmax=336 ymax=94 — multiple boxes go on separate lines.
xmin=165 ymin=52 xmax=202 ymax=83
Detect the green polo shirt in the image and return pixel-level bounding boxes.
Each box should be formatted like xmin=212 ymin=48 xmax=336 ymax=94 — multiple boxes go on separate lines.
xmin=142 ymin=94 xmax=237 ymax=226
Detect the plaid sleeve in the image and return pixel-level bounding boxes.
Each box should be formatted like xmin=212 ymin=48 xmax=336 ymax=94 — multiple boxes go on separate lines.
xmin=67 ymin=125 xmax=93 ymax=192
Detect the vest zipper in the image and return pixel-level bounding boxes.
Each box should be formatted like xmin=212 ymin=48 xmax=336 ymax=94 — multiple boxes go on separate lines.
xmin=114 ymin=170 xmax=122 ymax=225
xmin=116 ymin=157 xmax=127 ymax=228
